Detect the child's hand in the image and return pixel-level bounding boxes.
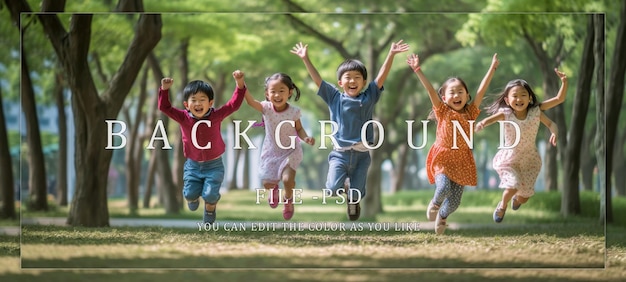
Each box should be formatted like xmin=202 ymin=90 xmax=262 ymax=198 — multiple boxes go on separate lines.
xmin=161 ymin=77 xmax=173 ymax=90
xmin=491 ymin=53 xmax=499 ymax=70
xmin=233 ymin=70 xmax=245 ymax=89
xmin=233 ymin=70 xmax=244 ymax=80
xmin=290 ymin=42 xmax=308 ymax=59
xmin=302 ymin=136 xmax=315 ymax=146
xmin=389 ymin=40 xmax=410 ymax=55
xmin=474 ymin=121 xmax=485 ymax=133
xmin=549 ymin=132 xmax=557 ymax=146
xmin=406 ymin=53 xmax=420 ymax=72
xmin=554 ymin=68 xmax=567 ymax=81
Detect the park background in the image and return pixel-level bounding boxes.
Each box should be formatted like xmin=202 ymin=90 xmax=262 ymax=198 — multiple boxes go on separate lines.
xmin=1 ymin=0 xmax=625 ymax=281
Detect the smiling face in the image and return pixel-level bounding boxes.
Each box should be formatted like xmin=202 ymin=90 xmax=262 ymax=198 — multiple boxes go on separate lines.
xmin=505 ymin=85 xmax=531 ymax=114
xmin=441 ymin=80 xmax=469 ymax=111
xmin=265 ymin=79 xmax=293 ymax=111
xmin=338 ymin=70 xmax=366 ymax=97
xmin=184 ymin=92 xmax=213 ymax=118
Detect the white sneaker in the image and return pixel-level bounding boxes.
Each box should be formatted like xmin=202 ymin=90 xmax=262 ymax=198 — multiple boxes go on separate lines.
xmin=426 ymin=201 xmax=440 ymax=221
xmin=435 ymin=213 xmax=447 ymax=235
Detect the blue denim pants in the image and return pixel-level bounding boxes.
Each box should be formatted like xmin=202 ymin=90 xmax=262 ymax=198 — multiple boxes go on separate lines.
xmin=326 ymin=150 xmax=371 ymax=202
xmin=183 ymin=157 xmax=224 ymax=205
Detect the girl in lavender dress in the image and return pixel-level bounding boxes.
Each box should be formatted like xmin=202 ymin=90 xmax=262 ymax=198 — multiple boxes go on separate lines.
xmin=244 ymin=73 xmax=315 ymax=220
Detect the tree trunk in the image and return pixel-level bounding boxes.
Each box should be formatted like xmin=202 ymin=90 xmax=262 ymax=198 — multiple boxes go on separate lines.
xmin=228 ymin=149 xmax=242 ymax=190
xmin=21 ymin=30 xmax=48 ymax=211
xmin=0 ymin=87 xmax=16 ymax=219
xmin=172 ymin=38 xmax=190 ymax=205
xmin=605 ymin=3 xmax=626 ymax=224
xmin=54 ymin=71 xmax=69 ymax=206
xmin=580 ymin=128 xmax=597 ymax=192
xmin=595 ymin=14 xmax=608 ymax=225
xmin=33 ymin=6 xmax=161 ymax=226
xmin=363 ymin=150 xmax=384 ymax=217
xmin=613 ymin=131 xmax=626 ymax=196
xmin=147 ymin=53 xmax=180 ymax=214
xmin=392 ymin=144 xmax=410 ymax=193
xmin=562 ymin=15 xmax=595 ymax=217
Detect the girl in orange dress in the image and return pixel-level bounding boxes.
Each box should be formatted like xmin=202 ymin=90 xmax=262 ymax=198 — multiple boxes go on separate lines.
xmin=407 ymin=53 xmax=499 ymax=234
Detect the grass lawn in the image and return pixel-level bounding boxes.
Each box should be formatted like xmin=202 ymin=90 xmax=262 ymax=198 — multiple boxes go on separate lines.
xmin=3 ymin=189 xmax=626 ymax=281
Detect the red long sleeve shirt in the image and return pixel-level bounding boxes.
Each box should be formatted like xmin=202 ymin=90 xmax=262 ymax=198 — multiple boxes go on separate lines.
xmin=158 ymin=86 xmax=246 ymax=162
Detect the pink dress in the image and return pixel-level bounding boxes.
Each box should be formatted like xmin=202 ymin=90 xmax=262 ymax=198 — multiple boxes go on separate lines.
xmin=492 ymin=106 xmax=542 ymax=197
xmin=259 ymin=101 xmax=303 ymax=182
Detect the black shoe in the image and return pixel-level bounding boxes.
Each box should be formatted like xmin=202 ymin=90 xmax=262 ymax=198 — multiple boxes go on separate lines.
xmin=204 ymin=206 xmax=216 ymax=224
xmin=347 ymin=202 xmax=360 ymax=221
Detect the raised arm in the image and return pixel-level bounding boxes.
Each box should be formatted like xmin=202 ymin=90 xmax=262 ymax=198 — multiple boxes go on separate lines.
xmin=539 ymin=68 xmax=568 ymax=111
xmin=540 ymin=111 xmax=558 ymax=146
xmin=374 ymin=40 xmax=410 ymax=87
xmin=291 ymin=42 xmax=322 ymax=87
xmin=243 ymin=89 xmax=263 ymax=113
xmin=472 ymin=53 xmax=499 ymax=107
xmin=475 ymin=112 xmax=505 ymax=132
xmin=407 ymin=53 xmax=441 ymax=108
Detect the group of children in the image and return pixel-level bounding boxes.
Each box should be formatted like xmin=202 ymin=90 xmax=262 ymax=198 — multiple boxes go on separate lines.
xmin=158 ymin=40 xmax=568 ymax=234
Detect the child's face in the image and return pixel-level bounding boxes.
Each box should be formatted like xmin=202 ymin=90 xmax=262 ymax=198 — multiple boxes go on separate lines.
xmin=265 ymin=79 xmax=292 ymax=111
xmin=184 ymin=92 xmax=213 ymax=118
xmin=505 ymin=86 xmax=531 ymax=113
xmin=338 ymin=70 xmax=365 ymax=97
xmin=442 ymin=81 xmax=469 ymax=111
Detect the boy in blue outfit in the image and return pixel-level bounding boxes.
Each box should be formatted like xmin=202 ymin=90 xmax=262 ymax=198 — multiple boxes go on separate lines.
xmin=291 ymin=40 xmax=409 ymax=220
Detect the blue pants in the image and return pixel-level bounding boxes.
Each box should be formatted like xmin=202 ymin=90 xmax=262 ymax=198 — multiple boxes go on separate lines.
xmin=433 ymin=174 xmax=465 ymax=218
xmin=183 ymin=158 xmax=224 ymax=205
xmin=326 ymin=150 xmax=371 ymax=202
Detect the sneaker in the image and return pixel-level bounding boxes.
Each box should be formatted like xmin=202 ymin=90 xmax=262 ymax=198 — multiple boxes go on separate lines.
xmin=283 ymin=197 xmax=294 ymax=220
xmin=493 ymin=202 xmax=506 ymax=223
xmin=435 ymin=213 xmax=447 ymax=235
xmin=511 ymin=196 xmax=522 ymax=210
xmin=187 ymin=199 xmax=199 ymax=211
xmin=347 ymin=202 xmax=360 ymax=221
xmin=426 ymin=201 xmax=440 ymax=222
xmin=269 ymin=185 xmax=280 ymax=209
xmin=204 ymin=205 xmax=216 ymax=224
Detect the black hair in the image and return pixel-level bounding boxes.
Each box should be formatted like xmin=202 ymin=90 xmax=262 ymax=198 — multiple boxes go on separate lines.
xmin=265 ymin=73 xmax=301 ymax=101
xmin=486 ymin=79 xmax=539 ymax=115
xmin=336 ymin=59 xmax=367 ymax=81
xmin=427 ymin=77 xmax=471 ymax=120
xmin=183 ymin=80 xmax=214 ymax=102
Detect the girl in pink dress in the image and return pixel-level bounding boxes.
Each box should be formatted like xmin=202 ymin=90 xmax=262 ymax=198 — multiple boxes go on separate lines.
xmin=244 ymin=73 xmax=315 ymax=220
xmin=407 ymin=53 xmax=499 ymax=234
xmin=475 ymin=68 xmax=568 ymax=223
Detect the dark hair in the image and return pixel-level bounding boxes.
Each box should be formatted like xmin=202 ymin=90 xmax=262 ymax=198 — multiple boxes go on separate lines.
xmin=183 ymin=80 xmax=214 ymax=102
xmin=486 ymin=79 xmax=539 ymax=115
xmin=428 ymin=77 xmax=471 ymax=120
xmin=265 ymin=73 xmax=301 ymax=101
xmin=336 ymin=59 xmax=367 ymax=81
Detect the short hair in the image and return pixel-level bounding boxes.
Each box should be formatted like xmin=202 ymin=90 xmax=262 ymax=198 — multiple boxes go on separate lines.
xmin=336 ymin=59 xmax=367 ymax=81
xmin=182 ymin=80 xmax=214 ymax=101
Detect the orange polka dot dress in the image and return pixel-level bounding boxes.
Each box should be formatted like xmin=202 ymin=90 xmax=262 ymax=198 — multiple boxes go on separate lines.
xmin=426 ymin=103 xmax=480 ymax=186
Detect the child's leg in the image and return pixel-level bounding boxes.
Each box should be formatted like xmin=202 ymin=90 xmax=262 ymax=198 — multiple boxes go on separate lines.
xmin=200 ymin=158 xmax=224 ymax=223
xmin=438 ymin=180 xmax=464 ymax=219
xmin=281 ymin=166 xmax=297 ymax=200
xmin=432 ymin=174 xmax=453 ymax=206
xmin=501 ymin=188 xmax=518 ymax=209
xmin=325 ymin=151 xmax=349 ymax=196
xmin=182 ymin=160 xmax=203 ymax=210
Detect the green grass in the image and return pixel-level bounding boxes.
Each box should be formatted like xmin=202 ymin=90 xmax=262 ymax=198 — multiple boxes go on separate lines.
xmin=7 ymin=190 xmax=626 ymax=281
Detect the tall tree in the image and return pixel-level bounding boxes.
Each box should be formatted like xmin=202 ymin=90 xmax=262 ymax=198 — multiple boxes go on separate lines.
xmin=54 ymin=70 xmax=69 ymax=206
xmin=0 ymin=86 xmax=16 ymax=219
xmin=7 ymin=0 xmax=162 ymax=226
xmin=20 ymin=16 xmax=48 ymax=211
xmin=604 ymin=1 xmax=626 ymax=223
xmin=562 ymin=15 xmax=594 ymax=217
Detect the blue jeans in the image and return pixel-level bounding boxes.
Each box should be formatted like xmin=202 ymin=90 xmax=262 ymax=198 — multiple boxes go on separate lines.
xmin=183 ymin=157 xmax=224 ymax=205
xmin=326 ymin=150 xmax=371 ymax=202
xmin=433 ymin=174 xmax=465 ymax=218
